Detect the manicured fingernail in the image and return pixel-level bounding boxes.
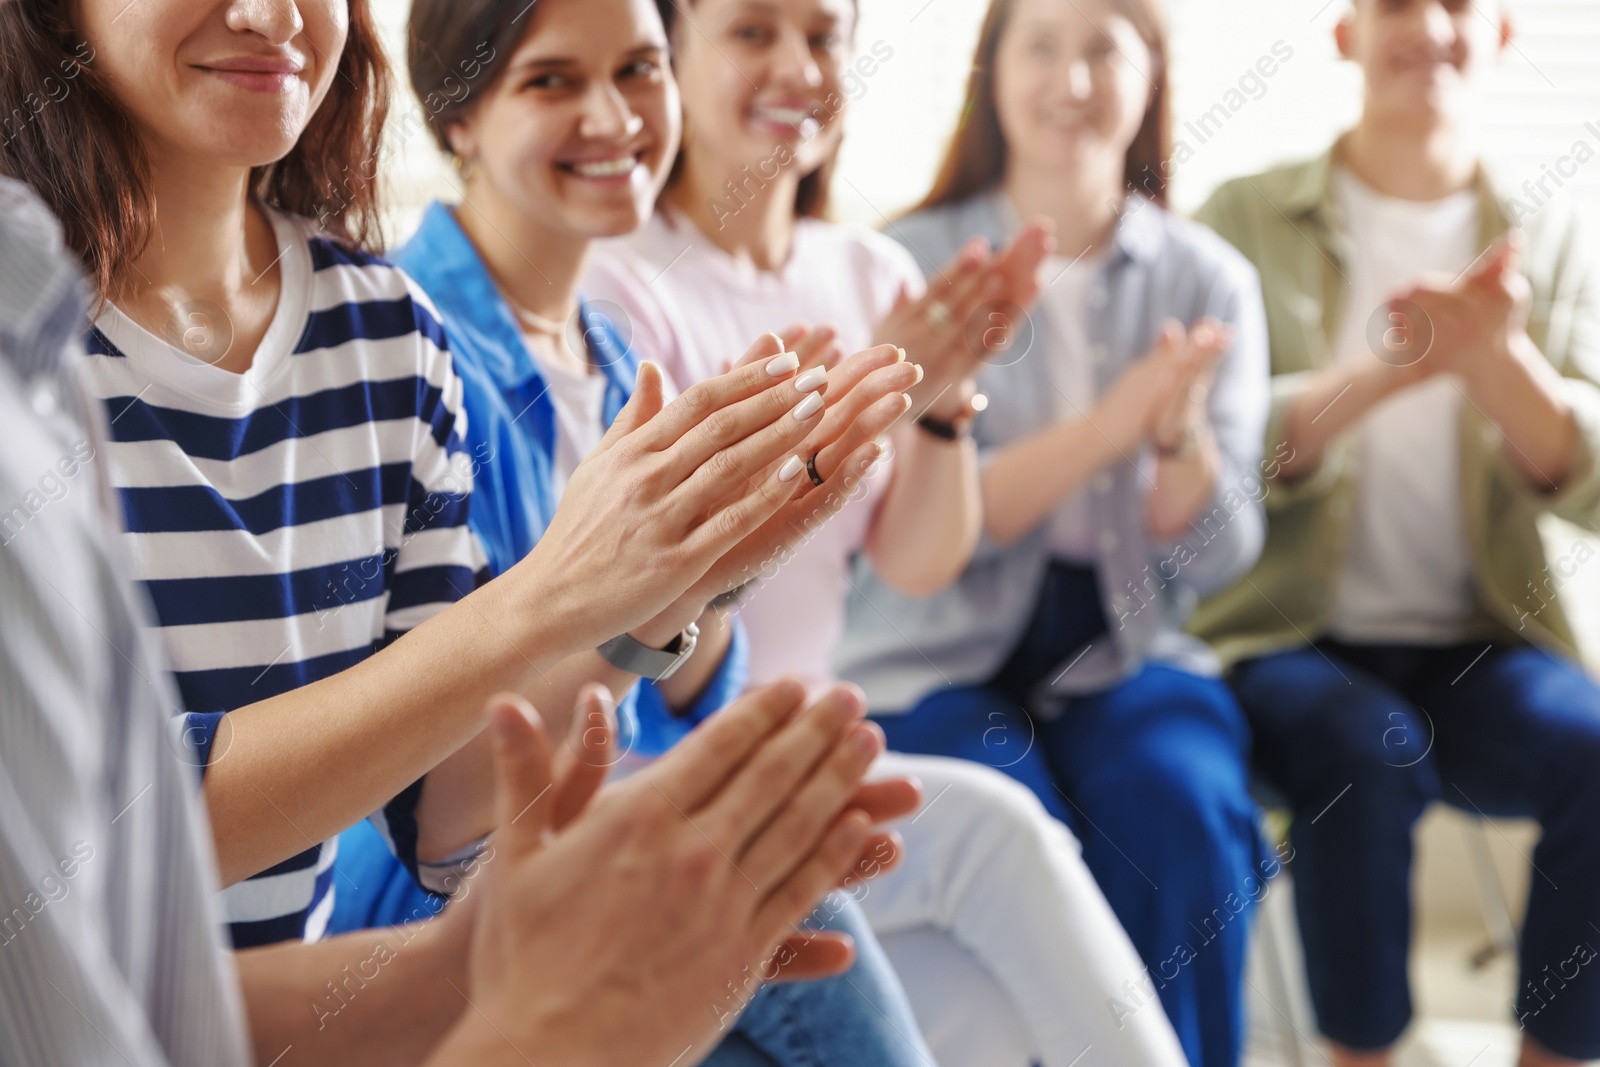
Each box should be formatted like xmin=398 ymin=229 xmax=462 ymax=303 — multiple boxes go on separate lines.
xmin=911 ymin=363 xmax=925 ymax=384
xmin=778 ymin=455 xmax=805 ymax=482
xmin=895 ymin=347 xmax=907 ymax=362
xmin=766 ymin=351 xmax=800 ymax=376
xmin=795 ymin=366 xmax=828 ymax=393
xmin=851 ymin=722 xmax=882 ymax=757
xmin=791 ymin=392 xmax=825 ymax=420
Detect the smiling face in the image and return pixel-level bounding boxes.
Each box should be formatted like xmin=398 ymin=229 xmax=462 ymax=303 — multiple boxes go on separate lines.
xmin=671 ymin=0 xmax=856 ymax=184
xmin=992 ymin=0 xmax=1154 ymax=182
xmin=1339 ymin=0 xmax=1509 ymax=124
xmin=73 ymin=0 xmax=345 ymax=169
xmin=447 ymin=0 xmax=678 ymax=241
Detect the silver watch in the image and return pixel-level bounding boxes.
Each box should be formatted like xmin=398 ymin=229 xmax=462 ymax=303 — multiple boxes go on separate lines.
xmin=597 ymin=621 xmax=700 ymax=681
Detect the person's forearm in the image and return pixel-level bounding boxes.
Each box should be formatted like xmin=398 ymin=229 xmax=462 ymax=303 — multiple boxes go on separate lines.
xmin=1464 ymin=331 xmax=1577 ymax=491
xmin=981 ymin=415 xmax=1122 ymax=546
xmin=413 ymin=605 xmax=733 ymax=862
xmin=868 ymin=425 xmax=981 ymax=597
xmin=653 ymin=605 xmax=734 ymax=708
xmin=423 ymin=1008 xmax=592 ymax=1067
xmin=1278 ymin=359 xmax=1419 ymax=481
xmin=1145 ymin=429 xmax=1221 ymax=542
xmin=207 ymin=554 xmax=595 ymax=887
xmin=238 ymin=911 xmax=470 ymax=1067
xmin=413 ymin=648 xmax=637 ymax=864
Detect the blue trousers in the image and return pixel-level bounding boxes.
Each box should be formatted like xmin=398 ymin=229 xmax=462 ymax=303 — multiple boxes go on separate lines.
xmin=328 ymin=821 xmax=934 ymax=1067
xmin=1231 ymin=640 xmax=1600 ymax=1059
xmin=875 ymin=565 xmax=1265 ymax=1067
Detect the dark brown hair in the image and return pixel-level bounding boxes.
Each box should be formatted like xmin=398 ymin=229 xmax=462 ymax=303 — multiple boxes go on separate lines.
xmin=919 ymin=0 xmax=1172 ymax=213
xmin=0 ymin=0 xmax=392 ymax=301
xmin=654 ymin=0 xmax=845 ymax=220
xmin=406 ymin=0 xmax=546 ymax=155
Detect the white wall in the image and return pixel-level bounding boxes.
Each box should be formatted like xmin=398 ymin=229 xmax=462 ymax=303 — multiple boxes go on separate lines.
xmin=842 ymin=0 xmax=1600 ymax=220
xmin=368 ymin=0 xmax=1600 ymax=234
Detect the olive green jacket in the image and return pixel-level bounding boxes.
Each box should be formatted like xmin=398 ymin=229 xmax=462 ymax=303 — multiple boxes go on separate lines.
xmin=1189 ymin=140 xmax=1600 ymax=667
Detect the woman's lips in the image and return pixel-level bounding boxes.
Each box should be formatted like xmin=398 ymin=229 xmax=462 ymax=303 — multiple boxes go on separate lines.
xmin=196 ymin=56 xmax=304 ymax=94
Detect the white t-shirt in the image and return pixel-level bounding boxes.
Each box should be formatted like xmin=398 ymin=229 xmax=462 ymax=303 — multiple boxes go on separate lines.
xmin=586 ymin=209 xmax=923 ymax=693
xmin=1036 ymin=251 xmax=1104 ymax=562
xmin=1326 ymin=168 xmax=1481 ymax=644
xmin=522 ymin=328 xmax=608 ymax=494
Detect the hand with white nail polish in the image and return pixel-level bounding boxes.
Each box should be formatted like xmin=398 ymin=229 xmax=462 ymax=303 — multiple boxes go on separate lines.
xmin=791 ymin=392 xmax=826 ymax=421
xmin=794 ymin=365 xmax=829 ymax=393
xmin=521 ymin=332 xmax=919 ymax=652
xmin=662 ymin=341 xmax=923 ymax=612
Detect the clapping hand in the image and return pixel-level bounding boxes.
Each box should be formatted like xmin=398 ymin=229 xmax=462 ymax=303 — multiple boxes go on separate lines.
xmin=875 ymin=219 xmax=1055 ymax=417
xmin=431 ymin=680 xmax=917 ymax=1066
xmin=1390 ymin=234 xmax=1531 ymax=390
xmin=1092 ymin=318 xmax=1230 ymax=456
xmin=522 ymin=331 xmax=919 ymax=649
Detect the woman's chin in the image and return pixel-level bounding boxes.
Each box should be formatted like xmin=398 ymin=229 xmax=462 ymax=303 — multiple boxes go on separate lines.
xmin=558 ymin=200 xmax=651 ymax=242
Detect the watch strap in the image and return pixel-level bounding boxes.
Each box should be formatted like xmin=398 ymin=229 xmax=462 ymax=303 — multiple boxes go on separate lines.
xmin=916 ymin=413 xmax=971 ymax=441
xmin=597 ymin=622 xmax=700 ymax=681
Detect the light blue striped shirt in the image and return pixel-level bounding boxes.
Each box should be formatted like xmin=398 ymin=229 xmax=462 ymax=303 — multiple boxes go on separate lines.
xmin=0 ymin=174 xmax=251 ymax=1067
xmin=840 ymin=190 xmax=1270 ymax=713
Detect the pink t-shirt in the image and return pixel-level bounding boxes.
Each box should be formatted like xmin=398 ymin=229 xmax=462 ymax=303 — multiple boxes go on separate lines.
xmin=585 ymin=209 xmax=924 ymax=693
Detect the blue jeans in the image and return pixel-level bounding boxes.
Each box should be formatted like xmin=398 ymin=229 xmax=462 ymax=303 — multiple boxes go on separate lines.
xmin=1230 ymin=640 xmax=1600 ymax=1060
xmin=875 ymin=563 xmax=1265 ymax=1067
xmin=329 ymin=823 xmax=934 ymax=1067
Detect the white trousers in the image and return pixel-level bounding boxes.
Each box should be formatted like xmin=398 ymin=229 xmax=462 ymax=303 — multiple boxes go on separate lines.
xmin=859 ymin=752 xmax=1190 ymax=1067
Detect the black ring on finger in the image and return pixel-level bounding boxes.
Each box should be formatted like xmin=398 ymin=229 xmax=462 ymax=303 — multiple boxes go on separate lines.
xmin=806 ymin=452 xmax=825 ymax=487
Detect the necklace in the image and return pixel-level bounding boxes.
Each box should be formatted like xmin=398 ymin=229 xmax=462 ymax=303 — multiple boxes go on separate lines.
xmin=509 ymin=300 xmax=570 ymax=337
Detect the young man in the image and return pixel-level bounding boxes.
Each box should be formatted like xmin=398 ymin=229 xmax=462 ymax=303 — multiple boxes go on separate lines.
xmin=1191 ymin=2 xmax=1600 ymax=1065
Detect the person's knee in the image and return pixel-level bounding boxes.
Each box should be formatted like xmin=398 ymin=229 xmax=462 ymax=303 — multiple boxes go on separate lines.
xmin=1547 ymin=722 xmax=1600 ymax=818
xmin=1281 ymin=689 xmax=1439 ymax=808
xmin=904 ymin=687 xmax=1033 ymax=765
xmin=909 ymin=755 xmax=1070 ymax=846
xmin=1074 ymin=745 xmax=1255 ymax=880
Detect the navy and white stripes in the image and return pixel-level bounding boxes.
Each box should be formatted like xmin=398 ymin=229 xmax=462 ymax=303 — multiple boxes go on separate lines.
xmin=78 ymin=208 xmax=485 ymax=947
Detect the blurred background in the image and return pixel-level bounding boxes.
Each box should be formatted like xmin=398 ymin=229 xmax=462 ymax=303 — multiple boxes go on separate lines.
xmin=371 ymin=0 xmax=1600 ymax=230
xmin=368 ymin=2 xmax=1600 ymax=1062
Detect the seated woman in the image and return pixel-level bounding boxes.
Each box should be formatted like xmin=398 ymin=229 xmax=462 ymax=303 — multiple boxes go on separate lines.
xmin=832 ymin=0 xmax=1275 ymax=1064
xmin=333 ymin=0 xmax=933 ymax=1064
xmin=581 ymin=1 xmax=1188 ymax=1065
xmin=0 ymin=0 xmax=917 ymax=977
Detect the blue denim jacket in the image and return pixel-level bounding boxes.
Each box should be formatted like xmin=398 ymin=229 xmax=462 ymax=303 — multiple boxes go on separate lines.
xmin=395 ymin=201 xmax=747 ymax=753
xmin=838 ymin=190 xmax=1270 ymax=715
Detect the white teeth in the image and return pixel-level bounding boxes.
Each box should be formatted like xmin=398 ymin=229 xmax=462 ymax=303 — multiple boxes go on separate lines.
xmin=755 ymin=106 xmax=811 ymax=126
xmin=571 ymin=157 xmax=637 ymax=178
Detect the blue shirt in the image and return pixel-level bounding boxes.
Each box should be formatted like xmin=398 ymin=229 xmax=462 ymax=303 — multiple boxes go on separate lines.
xmin=395 ymin=201 xmax=746 ymax=755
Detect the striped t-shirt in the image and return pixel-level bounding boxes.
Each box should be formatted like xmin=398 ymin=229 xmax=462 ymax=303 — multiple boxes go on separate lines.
xmin=79 ymin=207 xmax=484 ymax=947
